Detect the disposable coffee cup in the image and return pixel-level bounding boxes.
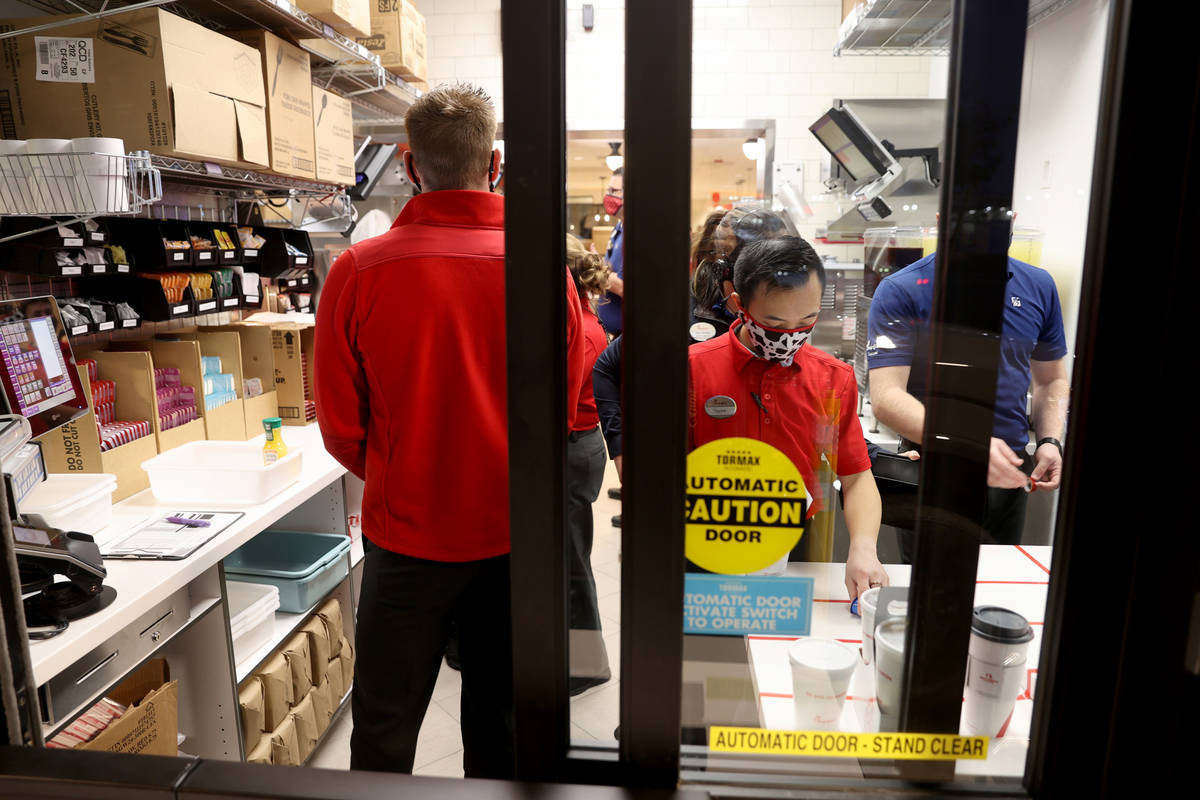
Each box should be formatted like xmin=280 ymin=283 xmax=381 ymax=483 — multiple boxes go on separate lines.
xmin=859 ymin=587 xmax=880 ymax=666
xmin=963 ymin=606 xmax=1034 ymax=738
xmin=25 ymin=138 xmax=76 ymax=214
xmin=0 ymin=139 xmax=27 ymax=214
xmin=789 ymin=638 xmax=857 ymax=731
xmin=72 ymin=137 xmax=127 ymax=213
xmin=874 ymin=617 xmax=906 ymax=716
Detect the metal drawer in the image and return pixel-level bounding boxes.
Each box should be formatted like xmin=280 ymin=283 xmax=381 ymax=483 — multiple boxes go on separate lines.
xmin=41 ymin=586 xmax=190 ymax=726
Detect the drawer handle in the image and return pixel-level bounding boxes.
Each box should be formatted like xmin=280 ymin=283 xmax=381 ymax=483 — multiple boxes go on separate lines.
xmin=140 ymin=608 xmax=175 ymax=638
xmin=75 ymin=651 xmax=119 ymax=686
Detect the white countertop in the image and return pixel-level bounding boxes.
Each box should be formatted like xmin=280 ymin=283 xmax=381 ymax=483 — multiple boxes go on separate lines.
xmin=28 ymin=424 xmax=347 ymax=686
xmin=747 ymin=545 xmax=1051 ymax=778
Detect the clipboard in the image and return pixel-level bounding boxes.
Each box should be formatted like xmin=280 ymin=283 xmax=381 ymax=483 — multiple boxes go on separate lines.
xmin=102 ymin=511 xmax=245 ymax=560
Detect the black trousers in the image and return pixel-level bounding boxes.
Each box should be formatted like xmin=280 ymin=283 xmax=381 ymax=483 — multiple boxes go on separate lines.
xmin=566 ymin=426 xmax=606 ymax=633
xmin=350 ymin=541 xmax=514 ymax=778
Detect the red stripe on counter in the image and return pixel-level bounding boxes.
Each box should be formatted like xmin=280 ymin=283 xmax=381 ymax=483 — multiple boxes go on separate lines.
xmin=837 ymin=639 xmax=863 ymax=644
xmin=1015 ymin=545 xmax=1051 ymax=575
xmin=760 ymin=692 xmax=793 ymax=699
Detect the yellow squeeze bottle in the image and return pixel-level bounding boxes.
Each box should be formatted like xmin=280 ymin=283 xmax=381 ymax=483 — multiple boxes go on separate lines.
xmin=263 ymin=417 xmax=287 ymax=465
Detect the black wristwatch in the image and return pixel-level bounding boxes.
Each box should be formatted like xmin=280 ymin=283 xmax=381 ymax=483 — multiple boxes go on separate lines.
xmin=1036 ymin=437 xmax=1063 ymax=455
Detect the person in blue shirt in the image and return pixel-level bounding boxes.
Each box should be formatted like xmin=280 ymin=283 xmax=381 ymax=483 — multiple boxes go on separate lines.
xmin=866 ymin=243 xmax=1070 ymax=552
xmin=598 ymin=168 xmax=624 ymax=335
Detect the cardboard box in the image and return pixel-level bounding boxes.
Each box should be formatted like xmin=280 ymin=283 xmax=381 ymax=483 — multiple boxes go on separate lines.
xmin=843 ymin=0 xmax=860 ymax=22
xmin=326 ymin=656 xmax=345 ymax=702
xmin=247 ymin=736 xmax=272 ymax=764
xmin=310 ymin=681 xmax=334 ymax=736
xmin=202 ymin=324 xmax=281 ymax=439
xmin=176 ymin=330 xmax=254 ymax=441
xmin=102 ymin=342 xmax=207 ymax=452
xmin=282 ymin=632 xmax=313 ymax=702
xmin=235 ymin=31 xmax=316 ymax=180
xmin=269 ymin=713 xmax=300 ymax=767
xmin=145 ymin=338 xmax=246 ymax=442
xmin=259 ymin=651 xmax=294 ymax=730
xmin=289 ymin=692 xmax=319 ymax=763
xmin=312 ymin=86 xmax=356 ymax=185
xmin=239 ymin=675 xmax=266 ymax=756
xmin=269 ymin=324 xmax=315 ymax=426
xmin=317 ymin=598 xmax=344 ymax=656
xmin=338 ymin=635 xmax=355 ymax=689
xmin=0 ymin=8 xmax=268 ymax=167
xmin=301 ymin=616 xmax=331 ymax=684
xmin=37 ymin=357 xmax=159 ymax=502
xmin=80 ymin=658 xmax=178 ymax=756
xmin=358 ymin=0 xmax=426 ymax=82
xmin=297 ymin=0 xmax=370 ymax=38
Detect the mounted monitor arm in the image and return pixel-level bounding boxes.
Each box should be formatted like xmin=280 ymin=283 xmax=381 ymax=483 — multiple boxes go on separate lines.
xmin=881 ymin=139 xmax=942 ymax=185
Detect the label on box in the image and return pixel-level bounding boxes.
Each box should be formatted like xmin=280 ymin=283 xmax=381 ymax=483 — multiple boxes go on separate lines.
xmin=89 ymin=232 xmax=104 ymax=242
xmin=92 ymin=264 xmax=107 ymax=273
xmin=198 ymin=301 xmax=217 ymax=312
xmin=172 ymin=304 xmax=188 ymax=314
xmin=61 ymin=266 xmax=82 ymax=275
xmin=121 ymin=319 xmax=137 ymax=328
xmin=223 ymin=251 xmax=236 ymax=260
xmin=98 ymin=321 xmax=115 ymax=331
xmin=296 ymin=255 xmax=309 ymax=265
xmin=118 ymin=264 xmax=130 ymax=273
xmin=71 ymin=325 xmax=88 ymax=336
xmin=35 ymin=37 xmax=95 ymax=83
xmin=198 ymin=251 xmax=212 ymax=261
xmin=244 ymin=249 xmax=258 ymax=258
xmin=63 ymin=237 xmax=84 ymax=247
xmin=286 ymin=279 xmax=297 ymax=287
xmin=172 ymin=252 xmax=185 ymax=262
xmin=222 ymin=298 xmax=239 ymax=308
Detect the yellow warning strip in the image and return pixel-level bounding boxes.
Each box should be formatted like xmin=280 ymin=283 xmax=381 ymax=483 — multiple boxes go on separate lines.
xmin=708 ymin=727 xmax=989 ymax=761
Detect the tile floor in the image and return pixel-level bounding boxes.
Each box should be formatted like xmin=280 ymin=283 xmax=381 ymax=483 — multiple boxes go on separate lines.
xmin=309 ymin=459 xmax=624 ymax=776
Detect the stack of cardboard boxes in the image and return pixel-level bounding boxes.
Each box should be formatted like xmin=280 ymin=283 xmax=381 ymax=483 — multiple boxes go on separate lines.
xmin=239 ymin=597 xmax=354 ymax=765
xmin=0 ymin=8 xmax=356 ymax=184
xmin=357 ymin=0 xmax=427 ymax=87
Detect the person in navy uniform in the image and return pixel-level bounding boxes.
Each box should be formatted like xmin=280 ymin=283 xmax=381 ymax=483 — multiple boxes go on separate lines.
xmin=866 ymin=230 xmax=1070 ymax=557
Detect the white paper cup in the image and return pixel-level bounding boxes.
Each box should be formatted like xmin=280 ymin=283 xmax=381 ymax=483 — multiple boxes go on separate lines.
xmin=26 ymin=138 xmax=75 ymax=214
xmin=859 ymin=587 xmax=880 ymax=666
xmin=874 ymin=617 xmax=906 ymax=716
xmin=0 ymin=139 xmax=27 ymax=214
xmin=789 ymin=638 xmax=857 ymax=731
xmin=962 ymin=606 xmax=1034 ymax=737
xmin=72 ymin=137 xmax=127 ymax=213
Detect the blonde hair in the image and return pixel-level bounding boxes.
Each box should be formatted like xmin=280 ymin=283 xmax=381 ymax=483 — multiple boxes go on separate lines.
xmin=566 ymin=235 xmax=611 ymax=312
xmin=404 ymin=83 xmax=497 ymax=191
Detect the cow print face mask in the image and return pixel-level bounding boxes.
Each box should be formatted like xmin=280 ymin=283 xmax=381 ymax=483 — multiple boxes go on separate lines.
xmin=739 ymin=311 xmax=815 ymax=367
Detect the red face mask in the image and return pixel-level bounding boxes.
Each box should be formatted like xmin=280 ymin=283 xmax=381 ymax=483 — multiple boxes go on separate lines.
xmin=603 ymin=194 xmax=623 ymax=216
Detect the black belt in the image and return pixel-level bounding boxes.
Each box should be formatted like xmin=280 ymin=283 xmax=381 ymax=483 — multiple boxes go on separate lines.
xmin=567 ymin=425 xmax=600 ymax=442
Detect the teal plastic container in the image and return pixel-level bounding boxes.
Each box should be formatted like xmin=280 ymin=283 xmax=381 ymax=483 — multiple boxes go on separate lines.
xmin=224 ymin=530 xmax=350 ymax=613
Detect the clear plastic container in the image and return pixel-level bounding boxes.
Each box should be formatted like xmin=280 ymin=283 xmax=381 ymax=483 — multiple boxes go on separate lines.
xmin=141 ymin=441 xmax=303 ymax=505
xmin=20 ymin=473 xmax=118 ymax=535
xmin=227 ymin=580 xmax=280 ymax=669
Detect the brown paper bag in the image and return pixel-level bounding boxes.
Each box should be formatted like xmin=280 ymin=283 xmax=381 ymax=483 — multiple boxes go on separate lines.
xmin=301 ymin=616 xmax=331 ymax=684
xmin=270 ymin=714 xmax=299 ymax=766
xmin=282 ymin=632 xmax=313 ymax=701
xmin=290 ymin=692 xmax=319 ymax=764
xmin=238 ymin=675 xmax=266 ymax=756
xmin=317 ymin=599 xmax=344 ymax=657
xmin=247 ymin=734 xmax=272 ymax=764
xmin=338 ymin=635 xmax=354 ymax=689
xmin=259 ymin=652 xmax=293 ymax=730
xmin=309 ymin=682 xmax=333 ymax=736
xmin=326 ymin=657 xmax=345 ymax=702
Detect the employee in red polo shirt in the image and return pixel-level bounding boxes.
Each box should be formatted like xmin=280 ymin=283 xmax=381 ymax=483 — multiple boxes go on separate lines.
xmin=689 ymin=236 xmax=889 ymax=600
xmin=316 ymin=83 xmax=584 ymax=779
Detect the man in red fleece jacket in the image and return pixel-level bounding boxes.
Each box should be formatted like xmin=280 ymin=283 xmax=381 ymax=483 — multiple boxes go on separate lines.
xmin=316 ymin=83 xmax=583 ymax=778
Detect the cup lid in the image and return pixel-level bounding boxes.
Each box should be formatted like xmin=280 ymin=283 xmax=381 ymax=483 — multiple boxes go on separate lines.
xmin=971 ymin=606 xmax=1034 ymax=644
xmin=875 ymin=617 xmax=906 ymax=653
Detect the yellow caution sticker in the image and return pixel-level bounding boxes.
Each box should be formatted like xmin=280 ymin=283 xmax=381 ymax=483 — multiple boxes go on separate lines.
xmin=708 ymin=727 xmax=989 ymax=761
xmin=686 ymin=437 xmax=806 ymax=574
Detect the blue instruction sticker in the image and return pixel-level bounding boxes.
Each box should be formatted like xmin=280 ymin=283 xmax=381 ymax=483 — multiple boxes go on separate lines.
xmin=684 ymin=574 xmax=814 ymax=636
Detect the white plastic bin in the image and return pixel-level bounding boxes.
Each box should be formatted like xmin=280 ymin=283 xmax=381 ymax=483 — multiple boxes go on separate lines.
xmin=141 ymin=441 xmax=303 ymax=505
xmin=20 ymin=473 xmax=117 ymax=535
xmin=227 ymin=581 xmax=280 ymax=670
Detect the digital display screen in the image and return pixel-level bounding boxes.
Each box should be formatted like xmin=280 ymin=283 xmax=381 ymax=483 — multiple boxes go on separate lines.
xmin=1 ymin=316 xmax=77 ymax=418
xmin=811 ymin=115 xmax=879 ymax=182
xmin=14 ymin=526 xmax=52 ymax=546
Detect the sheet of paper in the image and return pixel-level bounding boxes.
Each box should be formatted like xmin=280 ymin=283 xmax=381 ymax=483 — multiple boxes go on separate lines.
xmin=102 ymin=511 xmax=244 ymax=559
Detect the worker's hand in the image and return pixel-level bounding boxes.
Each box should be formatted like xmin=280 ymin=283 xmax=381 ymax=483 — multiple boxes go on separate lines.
xmin=900 ymin=450 xmax=920 ymax=460
xmin=614 ymin=455 xmax=623 ymax=483
xmin=845 ymin=543 xmax=889 ymax=602
xmin=987 ymin=437 xmax=1027 ymax=489
xmin=1029 ymin=442 xmax=1062 ymax=491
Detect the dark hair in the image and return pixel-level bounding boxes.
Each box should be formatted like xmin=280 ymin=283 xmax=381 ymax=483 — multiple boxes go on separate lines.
xmin=690 ymin=210 xmax=725 ymax=272
xmin=691 ymin=209 xmax=793 ymax=310
xmin=611 ymin=167 xmax=623 ymax=177
xmin=733 ymin=236 xmax=825 ymax=302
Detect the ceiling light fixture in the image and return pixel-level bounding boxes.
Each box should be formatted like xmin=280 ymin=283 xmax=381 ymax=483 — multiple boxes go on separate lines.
xmin=605 ymin=142 xmax=623 ymax=171
xmin=742 ymin=138 xmax=761 ymax=161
